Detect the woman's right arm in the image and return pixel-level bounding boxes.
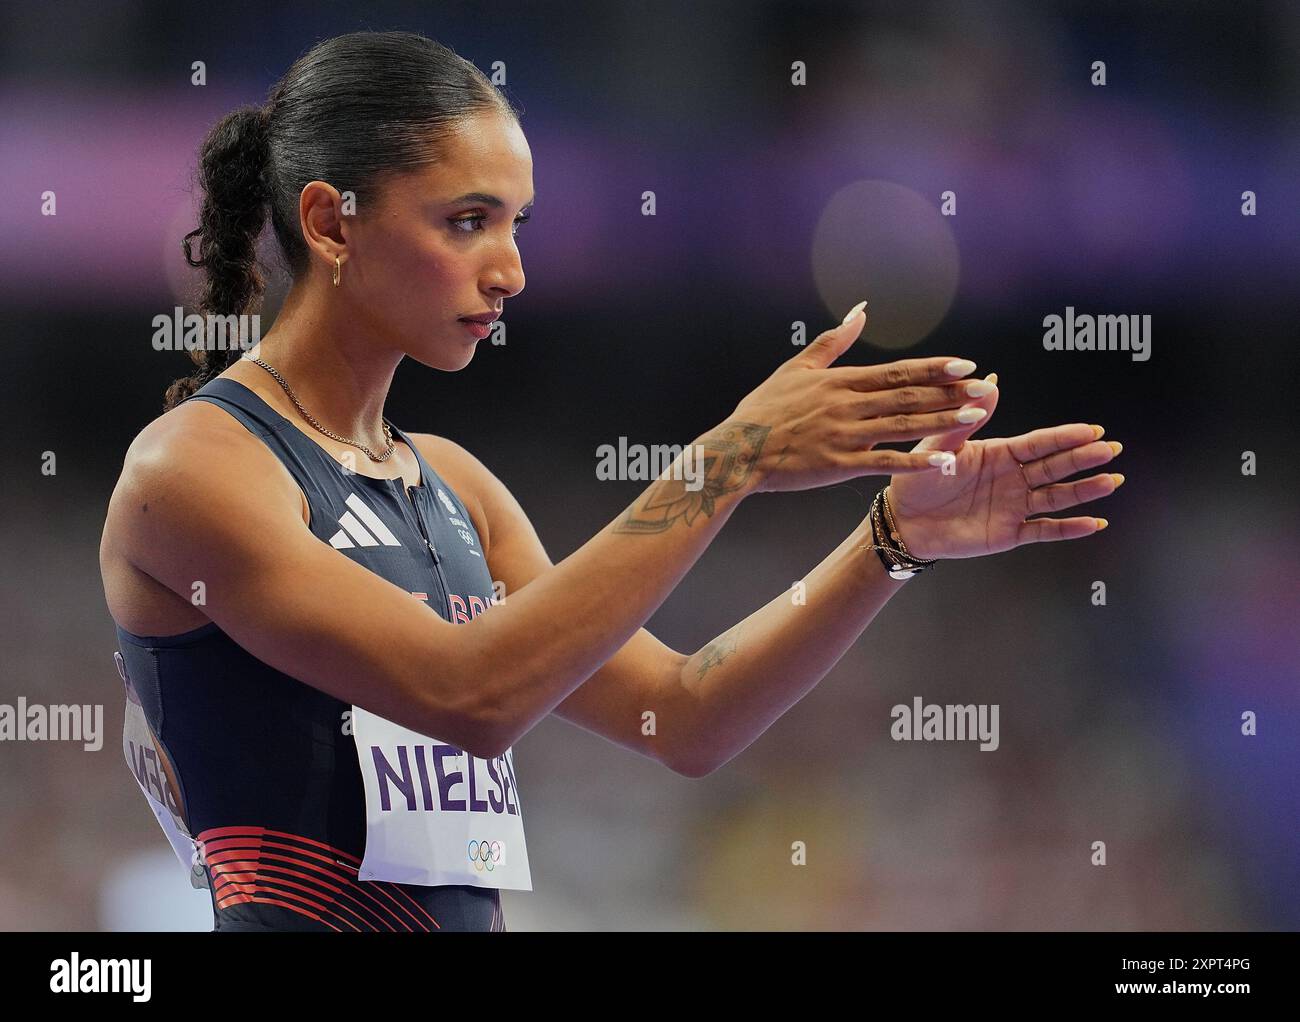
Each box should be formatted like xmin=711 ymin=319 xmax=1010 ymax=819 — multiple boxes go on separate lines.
xmin=112 ymin=310 xmax=987 ymax=758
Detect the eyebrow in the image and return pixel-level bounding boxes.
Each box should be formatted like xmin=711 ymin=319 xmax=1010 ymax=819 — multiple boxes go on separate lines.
xmin=447 ymin=192 xmax=535 ymax=210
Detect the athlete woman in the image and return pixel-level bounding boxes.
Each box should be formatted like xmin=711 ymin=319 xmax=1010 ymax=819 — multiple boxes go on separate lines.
xmin=99 ymin=31 xmax=1122 ymax=932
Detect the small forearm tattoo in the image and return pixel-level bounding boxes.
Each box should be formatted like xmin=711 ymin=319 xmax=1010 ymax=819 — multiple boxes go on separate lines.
xmin=695 ymin=623 xmax=743 ymax=679
xmin=614 ymin=421 xmax=771 ymax=533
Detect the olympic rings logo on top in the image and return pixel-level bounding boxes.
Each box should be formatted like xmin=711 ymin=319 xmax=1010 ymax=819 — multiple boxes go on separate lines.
xmin=468 ymin=839 xmax=506 ymax=871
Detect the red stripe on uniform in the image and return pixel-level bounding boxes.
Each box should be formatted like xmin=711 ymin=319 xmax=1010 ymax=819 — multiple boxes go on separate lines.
xmin=211 ymin=862 xmax=397 ymax=932
xmin=211 ymin=869 xmax=383 ymax=931
xmin=197 ymin=826 xmax=440 ymax=931
xmin=215 ymin=884 xmax=358 ymax=931
xmin=199 ymin=826 xmax=362 ymax=864
xmin=208 ymin=849 xmax=412 ymax=931
xmin=217 ymin=891 xmax=344 ymax=931
xmin=204 ymin=827 xmax=440 ymax=930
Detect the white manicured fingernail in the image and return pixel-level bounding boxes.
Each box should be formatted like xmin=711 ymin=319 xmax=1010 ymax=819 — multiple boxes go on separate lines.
xmin=928 ymin=452 xmax=954 ymax=466
xmin=841 ymin=300 xmax=867 ymax=325
xmin=945 ymin=359 xmax=977 ymax=377
xmin=956 ymin=406 xmax=988 ymax=423
xmin=965 ymin=380 xmax=994 ymax=397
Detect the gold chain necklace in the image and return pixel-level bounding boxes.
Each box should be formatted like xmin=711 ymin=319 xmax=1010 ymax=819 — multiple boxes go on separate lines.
xmin=241 ymin=356 xmax=396 ymax=463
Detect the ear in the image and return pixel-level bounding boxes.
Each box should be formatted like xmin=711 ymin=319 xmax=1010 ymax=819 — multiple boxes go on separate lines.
xmin=299 ymin=180 xmax=348 ymax=271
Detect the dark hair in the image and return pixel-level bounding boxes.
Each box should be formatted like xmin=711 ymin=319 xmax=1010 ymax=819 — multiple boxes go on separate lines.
xmin=164 ymin=30 xmax=519 ymax=411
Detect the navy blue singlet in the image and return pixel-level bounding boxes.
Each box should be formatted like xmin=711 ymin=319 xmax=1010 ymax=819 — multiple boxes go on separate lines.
xmin=114 ymin=377 xmax=507 ymax=932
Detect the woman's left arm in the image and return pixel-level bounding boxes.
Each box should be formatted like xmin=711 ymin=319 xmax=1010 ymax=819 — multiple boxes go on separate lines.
xmin=658 ymin=373 xmax=1124 ymax=776
xmin=670 ymin=514 xmax=913 ymax=776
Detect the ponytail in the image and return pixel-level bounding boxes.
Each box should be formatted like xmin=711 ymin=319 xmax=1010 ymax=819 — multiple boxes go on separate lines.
xmin=163 ymin=106 xmax=271 ymax=411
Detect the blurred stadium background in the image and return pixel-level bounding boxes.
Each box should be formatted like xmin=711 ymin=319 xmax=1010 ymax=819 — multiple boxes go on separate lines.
xmin=1 ymin=0 xmax=1296 ymax=930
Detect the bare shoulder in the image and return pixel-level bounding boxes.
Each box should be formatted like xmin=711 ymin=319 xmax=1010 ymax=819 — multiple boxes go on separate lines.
xmin=106 ymin=400 xmax=308 ymax=574
xmin=122 ymin=400 xmax=304 ymax=511
xmin=125 ymin=398 xmax=260 ymax=469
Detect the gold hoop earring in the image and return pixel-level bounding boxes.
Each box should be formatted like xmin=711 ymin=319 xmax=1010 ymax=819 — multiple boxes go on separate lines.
xmin=332 ymin=256 xmax=342 ymax=287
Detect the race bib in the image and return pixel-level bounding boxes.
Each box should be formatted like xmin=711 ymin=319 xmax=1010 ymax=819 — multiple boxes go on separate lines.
xmin=117 ymin=651 xmax=208 ymax=890
xmin=351 ymin=704 xmax=532 ymax=890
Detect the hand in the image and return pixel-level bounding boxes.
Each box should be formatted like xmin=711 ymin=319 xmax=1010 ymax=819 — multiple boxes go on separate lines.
xmin=885 ymin=378 xmax=1123 ymax=559
xmin=730 ymin=302 xmax=995 ymax=494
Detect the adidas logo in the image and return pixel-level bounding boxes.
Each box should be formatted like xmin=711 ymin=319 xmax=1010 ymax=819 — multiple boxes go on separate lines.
xmin=329 ymin=493 xmax=403 ymax=550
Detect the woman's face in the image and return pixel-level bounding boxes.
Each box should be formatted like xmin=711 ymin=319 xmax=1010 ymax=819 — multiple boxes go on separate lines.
xmin=343 ymin=108 xmax=534 ymax=371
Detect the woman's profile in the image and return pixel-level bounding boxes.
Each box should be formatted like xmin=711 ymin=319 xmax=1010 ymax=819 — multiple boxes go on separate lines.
xmin=98 ymin=30 xmax=1122 ymax=932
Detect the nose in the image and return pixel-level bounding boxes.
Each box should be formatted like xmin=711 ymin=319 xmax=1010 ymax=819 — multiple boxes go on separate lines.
xmin=484 ymin=241 xmax=525 ymax=301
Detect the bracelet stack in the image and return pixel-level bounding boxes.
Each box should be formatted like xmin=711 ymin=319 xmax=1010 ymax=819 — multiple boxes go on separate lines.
xmin=861 ymin=486 xmax=938 ymax=580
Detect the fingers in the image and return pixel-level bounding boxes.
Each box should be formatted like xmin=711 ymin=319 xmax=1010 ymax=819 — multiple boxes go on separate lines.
xmin=834 ymin=355 xmax=980 ymax=392
xmin=1017 ymin=515 xmax=1108 ymax=545
xmin=799 ymin=302 xmax=870 ymax=368
xmin=847 ymin=404 xmax=991 ymax=445
xmin=1016 ymin=430 xmax=1122 ymax=543
xmin=1022 ymin=437 xmax=1122 ymax=488
xmin=1026 ymin=470 xmax=1124 ymax=514
xmin=1006 ymin=423 xmax=1102 ymax=466
xmin=912 ymin=372 xmax=999 ymax=453
xmin=840 ymin=375 xmax=995 ymax=420
xmin=844 ymin=448 xmax=956 ymax=475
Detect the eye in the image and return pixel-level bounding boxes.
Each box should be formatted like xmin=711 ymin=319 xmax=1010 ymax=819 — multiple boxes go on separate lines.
xmin=450 ymin=212 xmax=532 ymax=236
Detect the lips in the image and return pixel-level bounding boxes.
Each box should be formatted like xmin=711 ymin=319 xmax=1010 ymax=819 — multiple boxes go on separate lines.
xmin=458 ymin=311 xmax=501 ymax=324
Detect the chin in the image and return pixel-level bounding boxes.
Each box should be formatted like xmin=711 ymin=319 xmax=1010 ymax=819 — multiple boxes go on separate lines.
xmin=406 ymin=343 xmax=476 ymax=373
